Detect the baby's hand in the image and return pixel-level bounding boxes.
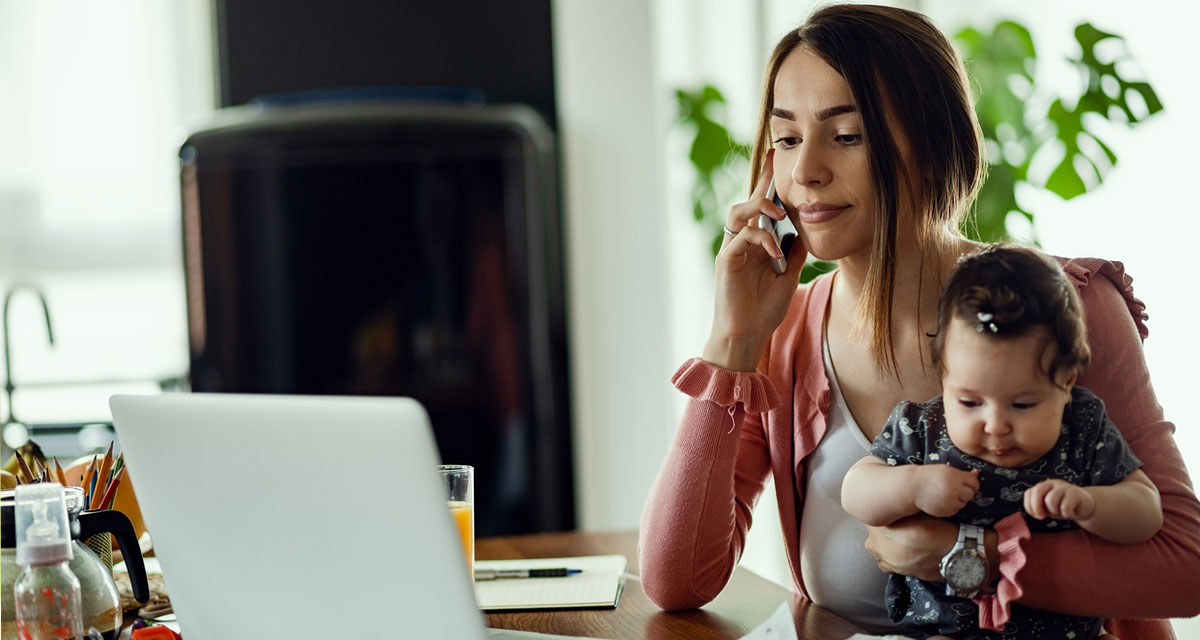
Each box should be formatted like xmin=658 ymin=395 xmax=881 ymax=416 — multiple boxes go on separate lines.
xmin=914 ymin=466 xmax=980 ymax=517
xmin=1024 ymin=479 xmax=1095 ymax=521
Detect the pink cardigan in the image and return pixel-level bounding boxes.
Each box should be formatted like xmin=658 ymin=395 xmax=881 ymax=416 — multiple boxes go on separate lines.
xmin=639 ymin=258 xmax=1200 ymax=639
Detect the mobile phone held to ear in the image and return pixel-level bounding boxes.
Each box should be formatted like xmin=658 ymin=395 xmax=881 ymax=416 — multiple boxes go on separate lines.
xmin=757 ymin=179 xmax=798 ymax=274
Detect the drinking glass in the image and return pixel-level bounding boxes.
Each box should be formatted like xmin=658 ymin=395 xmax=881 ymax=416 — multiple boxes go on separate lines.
xmin=438 ymin=465 xmax=474 ymax=580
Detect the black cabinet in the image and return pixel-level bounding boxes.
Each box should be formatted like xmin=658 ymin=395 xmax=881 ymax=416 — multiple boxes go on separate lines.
xmin=179 ymin=101 xmax=573 ymax=535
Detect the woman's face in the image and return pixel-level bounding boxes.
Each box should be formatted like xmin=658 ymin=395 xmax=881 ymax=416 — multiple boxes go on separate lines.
xmin=770 ymin=47 xmax=878 ymax=262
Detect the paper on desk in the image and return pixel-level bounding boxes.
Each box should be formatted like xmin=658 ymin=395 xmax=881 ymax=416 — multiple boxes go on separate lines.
xmin=737 ymin=601 xmax=798 ymax=640
xmin=475 ymin=555 xmax=626 ymax=610
xmin=736 ymin=603 xmax=909 ymax=640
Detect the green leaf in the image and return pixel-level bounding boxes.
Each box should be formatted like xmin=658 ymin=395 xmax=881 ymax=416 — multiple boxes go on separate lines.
xmin=800 ymin=260 xmax=837 ymax=284
xmin=690 ymin=121 xmax=733 ymax=171
xmin=1046 ymin=157 xmax=1087 ymax=199
xmin=1074 ymin=23 xmax=1120 ymax=61
xmin=1124 ymin=81 xmax=1164 ymax=117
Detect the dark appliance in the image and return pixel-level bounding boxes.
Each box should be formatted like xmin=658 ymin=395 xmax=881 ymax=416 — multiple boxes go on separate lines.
xmin=178 ymin=101 xmax=573 ymax=535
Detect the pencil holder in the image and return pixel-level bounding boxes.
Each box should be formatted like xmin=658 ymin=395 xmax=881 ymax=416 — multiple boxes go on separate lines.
xmin=83 ymin=532 xmax=113 ymax=573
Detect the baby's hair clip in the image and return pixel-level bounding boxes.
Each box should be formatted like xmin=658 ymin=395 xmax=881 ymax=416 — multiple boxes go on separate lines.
xmin=976 ymin=312 xmax=998 ymax=334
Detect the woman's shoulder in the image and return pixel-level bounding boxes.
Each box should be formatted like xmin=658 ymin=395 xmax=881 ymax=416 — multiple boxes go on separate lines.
xmin=1052 ymin=255 xmax=1149 ymax=341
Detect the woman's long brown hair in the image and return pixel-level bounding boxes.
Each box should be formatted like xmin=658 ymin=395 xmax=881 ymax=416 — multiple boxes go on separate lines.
xmin=749 ymin=4 xmax=985 ymax=377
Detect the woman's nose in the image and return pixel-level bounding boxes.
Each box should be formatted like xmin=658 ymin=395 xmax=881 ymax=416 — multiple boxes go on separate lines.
xmin=790 ymin=142 xmax=832 ymax=187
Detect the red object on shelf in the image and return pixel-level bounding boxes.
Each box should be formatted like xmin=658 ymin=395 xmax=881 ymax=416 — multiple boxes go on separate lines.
xmin=132 ymin=625 xmax=181 ymax=640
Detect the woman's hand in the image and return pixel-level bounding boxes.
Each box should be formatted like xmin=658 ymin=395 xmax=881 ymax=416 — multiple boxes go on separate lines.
xmin=703 ymin=150 xmax=809 ymax=371
xmin=864 ymin=515 xmax=960 ymax=582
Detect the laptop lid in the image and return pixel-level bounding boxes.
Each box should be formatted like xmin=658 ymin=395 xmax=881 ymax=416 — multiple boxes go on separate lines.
xmin=109 ymin=393 xmax=488 ymax=640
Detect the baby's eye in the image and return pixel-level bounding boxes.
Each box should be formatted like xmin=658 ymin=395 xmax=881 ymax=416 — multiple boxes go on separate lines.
xmin=1012 ymin=402 xmax=1038 ymax=410
xmin=957 ymin=399 xmax=980 ymax=408
xmin=773 ymin=137 xmax=801 ymax=149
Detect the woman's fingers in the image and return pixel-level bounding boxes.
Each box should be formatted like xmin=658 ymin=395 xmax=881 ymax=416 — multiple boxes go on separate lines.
xmin=723 ymin=152 xmax=786 ymax=247
xmin=721 ymin=224 xmax=783 ymax=261
xmin=750 ymin=148 xmax=775 ymax=199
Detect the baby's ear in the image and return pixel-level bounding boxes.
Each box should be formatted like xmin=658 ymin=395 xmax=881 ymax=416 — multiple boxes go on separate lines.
xmin=1059 ymin=367 xmax=1078 ymax=389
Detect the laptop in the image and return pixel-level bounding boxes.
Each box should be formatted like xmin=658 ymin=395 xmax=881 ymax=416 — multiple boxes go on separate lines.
xmin=109 ymin=392 xmax=491 ymax=640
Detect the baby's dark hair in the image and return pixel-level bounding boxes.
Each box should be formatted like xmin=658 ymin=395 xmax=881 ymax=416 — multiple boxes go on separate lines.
xmin=931 ymin=244 xmax=1090 ymax=388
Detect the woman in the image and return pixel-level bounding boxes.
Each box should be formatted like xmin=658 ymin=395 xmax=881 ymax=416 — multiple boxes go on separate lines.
xmin=637 ymin=5 xmax=1200 ymax=638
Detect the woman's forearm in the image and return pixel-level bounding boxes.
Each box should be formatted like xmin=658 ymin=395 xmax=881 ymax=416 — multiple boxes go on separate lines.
xmin=1076 ymin=472 xmax=1162 ymax=544
xmin=639 ymin=383 xmax=776 ymax=611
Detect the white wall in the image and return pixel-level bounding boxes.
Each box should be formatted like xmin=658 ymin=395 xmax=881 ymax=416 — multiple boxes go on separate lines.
xmin=551 ymin=0 xmax=677 ymax=532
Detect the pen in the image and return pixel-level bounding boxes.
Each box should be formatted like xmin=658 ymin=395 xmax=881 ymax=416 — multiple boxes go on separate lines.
xmin=475 ymin=568 xmax=582 ymax=581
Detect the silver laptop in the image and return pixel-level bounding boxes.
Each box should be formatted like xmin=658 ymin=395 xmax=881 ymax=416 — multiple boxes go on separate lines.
xmin=110 ymin=392 xmax=489 ymax=640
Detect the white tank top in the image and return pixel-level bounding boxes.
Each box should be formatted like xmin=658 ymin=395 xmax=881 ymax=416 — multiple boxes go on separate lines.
xmin=797 ymin=336 xmax=895 ymax=632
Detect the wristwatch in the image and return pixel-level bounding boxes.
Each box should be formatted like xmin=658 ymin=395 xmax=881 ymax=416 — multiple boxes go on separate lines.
xmin=939 ymin=524 xmax=988 ymax=598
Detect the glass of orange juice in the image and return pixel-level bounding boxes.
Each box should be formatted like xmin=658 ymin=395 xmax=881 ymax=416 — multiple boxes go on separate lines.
xmin=438 ymin=464 xmax=474 ymax=580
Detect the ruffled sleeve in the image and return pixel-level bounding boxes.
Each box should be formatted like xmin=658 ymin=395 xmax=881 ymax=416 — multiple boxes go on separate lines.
xmin=671 ymin=357 xmax=782 ymax=413
xmin=1060 ymin=257 xmax=1149 ymax=340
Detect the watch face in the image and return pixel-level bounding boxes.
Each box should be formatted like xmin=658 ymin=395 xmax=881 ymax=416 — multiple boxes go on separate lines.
xmin=946 ymin=551 xmax=987 ymax=591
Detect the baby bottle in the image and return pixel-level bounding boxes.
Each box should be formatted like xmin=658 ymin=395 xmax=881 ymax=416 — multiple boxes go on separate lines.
xmin=12 ymin=483 xmax=84 ymax=640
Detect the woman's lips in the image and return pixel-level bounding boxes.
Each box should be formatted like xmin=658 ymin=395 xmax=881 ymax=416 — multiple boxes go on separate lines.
xmin=796 ymin=204 xmax=850 ymax=224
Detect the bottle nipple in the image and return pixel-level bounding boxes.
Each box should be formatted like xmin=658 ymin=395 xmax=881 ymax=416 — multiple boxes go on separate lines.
xmin=14 ymin=482 xmax=73 ymax=566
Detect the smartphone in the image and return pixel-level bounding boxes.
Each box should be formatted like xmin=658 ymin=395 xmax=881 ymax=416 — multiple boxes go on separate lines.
xmin=757 ymin=179 xmax=798 ymax=274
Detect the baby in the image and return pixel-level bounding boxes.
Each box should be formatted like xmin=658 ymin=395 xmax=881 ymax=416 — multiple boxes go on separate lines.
xmin=841 ymin=245 xmax=1162 ymax=639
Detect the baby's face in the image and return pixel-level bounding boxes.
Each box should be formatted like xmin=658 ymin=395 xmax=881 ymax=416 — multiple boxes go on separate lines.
xmin=940 ymin=319 xmax=1074 ymax=468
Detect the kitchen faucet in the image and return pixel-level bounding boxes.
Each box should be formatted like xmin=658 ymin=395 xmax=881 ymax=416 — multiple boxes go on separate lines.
xmin=2 ymin=283 xmax=55 ymax=428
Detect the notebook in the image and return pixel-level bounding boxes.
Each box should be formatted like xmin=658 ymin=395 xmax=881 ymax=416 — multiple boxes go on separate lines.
xmin=109 ymin=393 xmax=493 ymax=640
xmin=475 ymin=554 xmax=627 ymax=610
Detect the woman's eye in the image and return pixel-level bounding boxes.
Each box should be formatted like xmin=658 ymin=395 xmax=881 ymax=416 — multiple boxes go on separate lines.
xmin=835 ymin=133 xmax=863 ymax=145
xmin=773 ymin=137 xmax=801 ymax=149
xmin=957 ymin=399 xmax=980 ymax=408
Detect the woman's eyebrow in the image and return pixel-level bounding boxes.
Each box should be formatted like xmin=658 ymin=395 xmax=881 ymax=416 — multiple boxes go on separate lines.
xmin=770 ymin=104 xmax=858 ymax=121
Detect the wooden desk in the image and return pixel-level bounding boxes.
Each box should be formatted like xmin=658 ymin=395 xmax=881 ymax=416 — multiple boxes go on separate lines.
xmin=478 ymin=530 xmax=866 ymax=640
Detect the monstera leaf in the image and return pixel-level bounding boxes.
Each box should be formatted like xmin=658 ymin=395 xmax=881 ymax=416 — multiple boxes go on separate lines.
xmin=677 ymin=20 xmax=1162 ymax=279
xmin=956 ymin=21 xmax=1163 ymax=242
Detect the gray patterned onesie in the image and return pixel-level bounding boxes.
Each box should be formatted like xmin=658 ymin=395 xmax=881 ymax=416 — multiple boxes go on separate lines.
xmin=870 ymin=386 xmax=1142 ymax=640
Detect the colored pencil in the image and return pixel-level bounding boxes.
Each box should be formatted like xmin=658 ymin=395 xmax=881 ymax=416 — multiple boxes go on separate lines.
xmin=14 ymin=454 xmax=35 ymax=484
xmin=98 ymin=477 xmax=121 ymax=511
xmin=107 ymin=453 xmax=124 ymax=484
xmin=53 ymin=457 xmax=67 ymax=486
xmin=90 ymin=444 xmax=115 ymax=509
xmin=81 ymin=457 xmax=97 ymax=505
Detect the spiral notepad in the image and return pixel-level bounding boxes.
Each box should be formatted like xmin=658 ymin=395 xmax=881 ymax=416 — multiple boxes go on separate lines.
xmin=473 ymin=554 xmax=627 ymax=611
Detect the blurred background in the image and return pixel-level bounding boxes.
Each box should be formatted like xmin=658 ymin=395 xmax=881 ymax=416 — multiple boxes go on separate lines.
xmin=0 ymin=0 xmax=1195 ymax=633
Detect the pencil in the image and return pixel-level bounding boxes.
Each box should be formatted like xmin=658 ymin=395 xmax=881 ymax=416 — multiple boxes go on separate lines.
xmin=91 ymin=444 xmax=115 ymax=509
xmin=81 ymin=457 xmax=97 ymax=505
xmin=15 ymin=454 xmax=35 ymax=484
xmin=96 ymin=443 xmax=114 ymax=485
xmin=107 ymin=453 xmax=124 ymax=484
xmin=53 ymin=457 xmax=67 ymax=486
xmin=97 ymin=477 xmax=121 ymax=511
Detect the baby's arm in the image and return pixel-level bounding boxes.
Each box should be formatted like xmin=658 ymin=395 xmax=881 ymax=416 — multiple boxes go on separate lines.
xmin=842 ymin=456 xmax=980 ymax=526
xmin=1024 ymin=470 xmax=1162 ymax=544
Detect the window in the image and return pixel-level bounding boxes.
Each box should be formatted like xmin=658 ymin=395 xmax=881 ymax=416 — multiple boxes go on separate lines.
xmin=0 ymin=1 xmax=214 ymax=441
